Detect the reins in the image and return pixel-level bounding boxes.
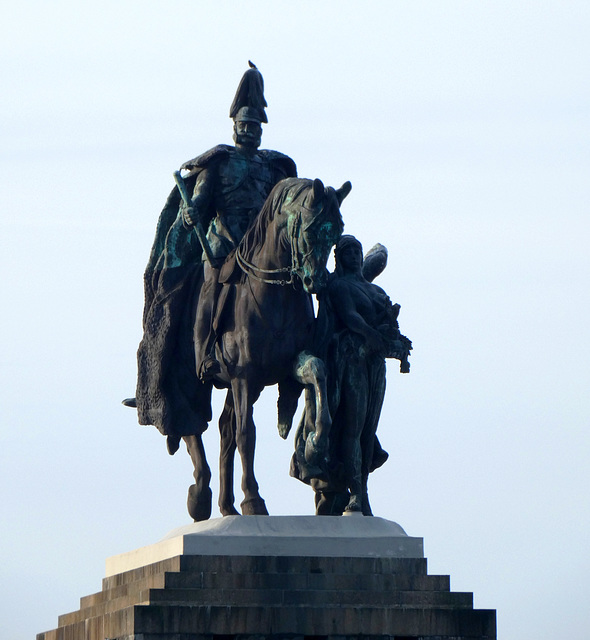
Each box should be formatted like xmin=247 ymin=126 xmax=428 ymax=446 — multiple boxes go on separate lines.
xmin=234 ymin=182 xmax=331 ymax=287
xmin=235 ymin=244 xmax=295 ymax=286
xmin=235 ymin=208 xmax=305 ymax=286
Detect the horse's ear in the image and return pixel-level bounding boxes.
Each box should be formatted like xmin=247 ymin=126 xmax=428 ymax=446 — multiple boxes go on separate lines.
xmin=311 ymin=178 xmax=324 ymax=205
xmin=336 ymin=181 xmax=352 ymax=205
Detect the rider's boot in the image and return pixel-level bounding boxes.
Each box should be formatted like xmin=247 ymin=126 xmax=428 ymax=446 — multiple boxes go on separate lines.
xmin=199 ymin=351 xmax=221 ymax=381
xmin=195 ymin=267 xmax=222 ymax=381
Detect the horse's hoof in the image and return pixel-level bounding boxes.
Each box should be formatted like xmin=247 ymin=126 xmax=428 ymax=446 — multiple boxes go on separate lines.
xmin=344 ymin=495 xmax=363 ymax=514
xmin=220 ymin=505 xmax=240 ymax=517
xmin=187 ymin=484 xmax=212 ymax=522
xmin=277 ymin=420 xmax=292 ymax=440
xmin=240 ymin=497 xmax=269 ymax=515
xmin=166 ymin=435 xmax=180 ymax=455
xmin=362 ymin=493 xmax=374 ymax=516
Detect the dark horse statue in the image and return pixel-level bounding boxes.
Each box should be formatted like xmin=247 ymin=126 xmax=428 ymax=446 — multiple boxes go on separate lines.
xmin=183 ymin=177 xmax=350 ymax=519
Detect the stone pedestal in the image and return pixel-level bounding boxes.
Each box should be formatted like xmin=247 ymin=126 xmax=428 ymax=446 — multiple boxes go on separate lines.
xmin=37 ymin=516 xmax=496 ymax=640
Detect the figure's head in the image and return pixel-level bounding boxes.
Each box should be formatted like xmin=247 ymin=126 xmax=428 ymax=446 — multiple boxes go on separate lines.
xmin=335 ymin=235 xmax=363 ymax=276
xmin=230 ymin=62 xmax=267 ymax=149
xmin=232 ymin=113 xmax=263 ymax=149
xmin=291 ymin=179 xmax=349 ymax=293
xmin=239 ymin=177 xmax=349 ymax=294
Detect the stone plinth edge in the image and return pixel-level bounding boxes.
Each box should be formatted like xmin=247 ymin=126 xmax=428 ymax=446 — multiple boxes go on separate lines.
xmin=105 ymin=515 xmax=423 ymax=577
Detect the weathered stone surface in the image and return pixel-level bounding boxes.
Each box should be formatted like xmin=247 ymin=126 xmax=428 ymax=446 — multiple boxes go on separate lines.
xmin=106 ymin=516 xmax=423 ymax=577
xmin=37 ymin=518 xmax=495 ymax=640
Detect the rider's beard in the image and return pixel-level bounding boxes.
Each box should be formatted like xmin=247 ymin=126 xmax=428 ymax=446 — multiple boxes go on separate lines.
xmin=234 ymin=132 xmax=262 ymax=149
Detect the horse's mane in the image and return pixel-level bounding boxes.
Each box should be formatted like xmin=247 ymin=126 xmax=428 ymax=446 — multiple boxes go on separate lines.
xmin=238 ymin=178 xmax=313 ymax=260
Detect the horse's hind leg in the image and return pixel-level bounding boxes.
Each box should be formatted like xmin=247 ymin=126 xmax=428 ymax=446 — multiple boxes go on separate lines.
xmin=218 ymin=390 xmax=239 ymax=516
xmin=183 ymin=434 xmax=212 ymax=522
xmin=231 ymin=378 xmax=268 ymax=516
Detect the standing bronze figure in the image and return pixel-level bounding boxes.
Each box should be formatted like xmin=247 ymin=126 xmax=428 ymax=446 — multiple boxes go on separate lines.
xmin=291 ymin=235 xmax=411 ymax=516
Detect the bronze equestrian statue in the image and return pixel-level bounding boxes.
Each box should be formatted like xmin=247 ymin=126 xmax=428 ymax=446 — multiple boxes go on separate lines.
xmin=126 ymin=64 xmax=410 ymax=521
xmin=125 ymin=64 xmax=350 ymax=520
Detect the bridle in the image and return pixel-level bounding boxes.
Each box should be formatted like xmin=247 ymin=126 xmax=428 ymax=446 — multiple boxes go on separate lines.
xmin=235 ymin=202 xmax=320 ymax=287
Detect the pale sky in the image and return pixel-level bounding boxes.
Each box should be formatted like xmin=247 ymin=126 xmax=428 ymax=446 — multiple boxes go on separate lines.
xmin=1 ymin=2 xmax=589 ymax=639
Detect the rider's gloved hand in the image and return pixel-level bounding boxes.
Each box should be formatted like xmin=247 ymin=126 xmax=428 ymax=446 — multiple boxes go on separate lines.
xmin=182 ymin=205 xmax=197 ymax=227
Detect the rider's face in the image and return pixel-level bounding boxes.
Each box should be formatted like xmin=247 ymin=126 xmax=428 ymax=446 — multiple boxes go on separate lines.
xmin=233 ymin=121 xmax=262 ymax=149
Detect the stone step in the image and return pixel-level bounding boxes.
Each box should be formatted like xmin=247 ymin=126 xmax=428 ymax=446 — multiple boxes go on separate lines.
xmin=123 ymin=636 xmax=490 ymax=640
xmin=56 ymin=552 xmax=455 ymax=632
xmin=63 ymin=579 xmax=467 ymax=627
xmin=80 ymin=568 xmax=451 ymax=614
xmin=104 ymin=567 xmax=449 ymax=601
xmin=58 ymin=590 xmax=150 ymax=627
xmin=80 ymin=571 xmax=167 ymax=609
xmin=47 ymin=602 xmax=496 ymax=640
xmin=168 ymin=568 xmax=451 ymax=592
xmin=103 ymin=554 xmax=429 ymax=589
xmin=127 ymin=603 xmax=496 ymax=638
xmin=102 ymin=555 xmax=181 ymax=590
xmin=147 ymin=586 xmax=474 ymax=608
xmin=83 ymin=572 xmax=453 ymax=613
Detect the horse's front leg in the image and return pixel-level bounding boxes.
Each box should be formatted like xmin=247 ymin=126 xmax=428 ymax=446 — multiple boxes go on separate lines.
xmin=231 ymin=377 xmax=268 ymax=516
xmin=183 ymin=434 xmax=212 ymax=522
xmin=293 ymin=350 xmax=331 ymax=465
xmin=218 ymin=390 xmax=240 ymax=516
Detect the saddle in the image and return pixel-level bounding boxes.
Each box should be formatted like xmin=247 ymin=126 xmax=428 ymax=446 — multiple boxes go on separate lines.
xmin=218 ymin=249 xmax=242 ymax=285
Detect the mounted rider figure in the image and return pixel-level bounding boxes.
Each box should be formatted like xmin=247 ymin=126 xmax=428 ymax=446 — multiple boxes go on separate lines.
xmin=182 ymin=62 xmax=297 ymax=382
xmin=131 ymin=63 xmax=296 ymax=453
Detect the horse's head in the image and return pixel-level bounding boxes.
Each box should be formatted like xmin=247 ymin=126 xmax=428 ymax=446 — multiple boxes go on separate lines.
xmin=287 ymin=178 xmax=350 ymax=293
xmin=237 ymin=177 xmax=350 ymax=291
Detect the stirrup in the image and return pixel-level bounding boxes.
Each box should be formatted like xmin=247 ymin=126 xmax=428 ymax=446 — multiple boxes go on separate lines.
xmin=199 ymin=355 xmax=221 ymax=382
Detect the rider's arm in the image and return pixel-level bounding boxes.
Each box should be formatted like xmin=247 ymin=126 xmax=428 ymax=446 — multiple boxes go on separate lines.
xmin=183 ymin=168 xmax=214 ymax=227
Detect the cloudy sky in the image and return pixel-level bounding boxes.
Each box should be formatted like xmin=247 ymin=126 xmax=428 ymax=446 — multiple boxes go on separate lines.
xmin=1 ymin=2 xmax=589 ymax=639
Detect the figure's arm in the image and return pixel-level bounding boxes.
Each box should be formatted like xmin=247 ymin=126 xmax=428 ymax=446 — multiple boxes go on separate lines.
xmin=183 ymin=168 xmax=214 ymax=228
xmin=329 ymin=280 xmax=386 ymax=353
